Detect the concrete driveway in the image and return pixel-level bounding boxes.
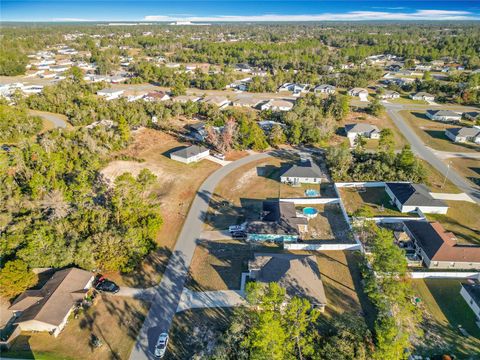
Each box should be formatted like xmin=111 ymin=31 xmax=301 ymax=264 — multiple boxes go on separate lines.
xmin=129 ymin=151 xmax=272 ymax=360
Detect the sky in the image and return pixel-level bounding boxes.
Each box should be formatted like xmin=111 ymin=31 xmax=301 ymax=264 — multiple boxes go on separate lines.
xmin=1 ymin=0 xmax=480 ymax=22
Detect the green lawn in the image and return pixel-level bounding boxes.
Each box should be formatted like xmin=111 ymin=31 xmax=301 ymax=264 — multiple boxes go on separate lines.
xmin=411 ymin=279 xmax=480 ymax=358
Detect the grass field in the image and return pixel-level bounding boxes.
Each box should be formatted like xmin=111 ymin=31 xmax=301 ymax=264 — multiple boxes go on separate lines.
xmin=420 ymin=159 xmax=460 ymax=193
xmin=450 ymin=157 xmax=480 ymax=189
xmin=101 ymin=129 xmax=220 ymax=287
xmin=339 ymin=186 xmax=414 ymax=217
xmin=411 ymin=279 xmax=480 ymax=357
xmin=427 ymin=200 xmax=480 ymax=245
xmin=5 ymin=295 xmax=149 ymax=360
xmin=400 ymin=110 xmax=479 ymax=153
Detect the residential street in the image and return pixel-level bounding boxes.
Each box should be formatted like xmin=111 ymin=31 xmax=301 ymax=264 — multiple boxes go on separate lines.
xmin=386 ymin=106 xmax=480 ymax=203
xmin=129 ymin=152 xmax=272 ymax=360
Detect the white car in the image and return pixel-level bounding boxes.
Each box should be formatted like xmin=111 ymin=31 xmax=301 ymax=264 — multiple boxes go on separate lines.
xmin=213 ymin=153 xmax=226 ymax=161
xmin=229 ymin=224 xmax=245 ymax=233
xmin=154 ymin=333 xmax=169 ymax=358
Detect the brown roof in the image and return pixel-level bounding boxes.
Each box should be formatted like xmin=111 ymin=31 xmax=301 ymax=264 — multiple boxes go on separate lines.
xmin=404 ymin=221 xmax=480 ymax=263
xmin=145 ymin=91 xmax=169 ymax=99
xmin=9 ymin=268 xmax=93 ymax=327
xmin=249 ymin=253 xmax=327 ymax=306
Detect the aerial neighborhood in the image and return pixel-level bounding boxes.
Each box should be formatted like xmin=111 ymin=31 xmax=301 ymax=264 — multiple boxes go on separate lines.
xmin=0 ymin=11 xmax=480 ymax=360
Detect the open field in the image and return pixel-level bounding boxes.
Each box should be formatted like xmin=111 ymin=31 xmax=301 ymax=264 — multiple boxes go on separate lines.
xmin=101 ymin=128 xmax=220 ymax=287
xmin=339 ymin=186 xmax=415 ymax=217
xmin=204 ymin=155 xmax=330 ymax=231
xmin=427 ymin=200 xmax=480 ymax=245
xmin=411 ymin=279 xmax=480 ymax=358
xmin=400 ymin=110 xmax=479 ymax=153
xmin=5 ymin=295 xmax=148 ymax=360
xmin=334 ymin=111 xmax=408 ymax=150
xmin=167 ymin=307 xmax=233 ymax=360
xmin=450 ymin=157 xmax=480 ymax=189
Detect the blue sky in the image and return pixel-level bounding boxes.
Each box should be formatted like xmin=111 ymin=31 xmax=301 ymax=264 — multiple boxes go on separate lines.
xmin=1 ymin=0 xmax=480 ymax=22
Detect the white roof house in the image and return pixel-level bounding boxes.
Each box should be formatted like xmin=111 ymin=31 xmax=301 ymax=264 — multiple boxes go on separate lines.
xmin=345 ymin=123 xmax=380 ymax=146
xmin=97 ymin=88 xmax=124 ymax=100
xmin=202 ymin=95 xmax=230 ymax=108
xmin=426 ymin=110 xmax=462 ymax=122
xmin=231 ymin=96 xmax=262 ymax=108
xmin=314 ymin=84 xmax=336 ymax=94
xmin=170 ymin=145 xmax=210 ymax=164
xmin=278 ymin=83 xmax=310 ymax=96
xmin=378 ymin=90 xmax=400 ymax=99
xmin=347 ymin=88 xmax=369 ymax=102
xmin=411 ymin=92 xmax=435 ymax=102
xmin=260 ymin=99 xmax=294 ymax=112
xmin=445 ymin=127 xmax=480 ymax=144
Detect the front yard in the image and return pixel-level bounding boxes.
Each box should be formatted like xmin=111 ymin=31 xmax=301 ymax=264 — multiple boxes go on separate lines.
xmin=450 ymin=157 xmax=480 ymax=189
xmin=411 ymin=279 xmax=480 ymax=358
xmin=401 ymin=110 xmax=479 ymax=153
xmin=5 ymin=295 xmax=149 ymax=360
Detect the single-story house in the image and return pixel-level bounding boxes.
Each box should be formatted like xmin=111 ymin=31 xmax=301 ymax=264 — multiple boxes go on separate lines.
xmin=172 ymin=95 xmax=202 ymax=103
xmin=347 ymin=88 xmax=369 ymax=102
xmin=426 ymin=110 xmax=462 ymax=122
xmin=460 ymin=283 xmax=480 ymax=322
xmin=260 ymin=99 xmax=294 ymax=112
xmin=258 ymin=120 xmax=286 ymax=132
xmin=21 ymin=85 xmax=44 ymax=95
xmin=188 ymin=122 xmax=207 ymax=141
xmin=246 ymin=201 xmax=308 ymax=243
xmin=385 ymin=182 xmax=449 ymax=214
xmin=378 ymin=90 xmax=400 ymax=99
xmin=345 ymin=123 xmax=380 ymax=146
xmin=403 ymin=221 xmax=480 ymax=269
xmin=463 ymin=111 xmax=480 ymax=122
xmin=235 ymin=63 xmax=253 ymax=73
xmin=226 ymin=77 xmax=252 ymax=91
xmin=410 ymin=92 xmax=435 ymax=102
xmin=445 ymin=127 xmax=480 ymax=144
xmin=97 ymin=88 xmax=124 ymax=100
xmin=170 ymin=145 xmax=210 ymax=164
xmin=123 ymin=90 xmax=149 ymax=102
xmin=248 ymin=253 xmax=327 ymax=311
xmin=280 ymin=159 xmax=323 ymax=185
xmin=231 ymin=96 xmax=262 ymax=108
xmin=314 ymin=84 xmax=336 ymax=95
xmin=202 ymin=95 xmax=230 ymax=108
xmin=9 ymin=268 xmax=94 ymax=337
xmin=144 ymin=91 xmax=170 ymax=102
xmin=278 ymin=83 xmax=310 ymax=95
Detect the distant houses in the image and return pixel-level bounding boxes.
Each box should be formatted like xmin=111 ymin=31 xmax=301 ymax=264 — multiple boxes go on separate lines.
xmin=170 ymin=145 xmax=210 ymax=164
xmin=313 ymin=84 xmax=336 ymax=95
xmin=426 ymin=110 xmax=462 ymax=122
xmin=385 ymin=182 xmax=448 ymax=214
xmin=403 ymin=221 xmax=480 ymax=269
xmin=231 ymin=96 xmax=263 ymax=108
xmin=410 ymin=92 xmax=435 ymax=102
xmin=260 ymin=99 xmax=294 ymax=112
xmin=8 ymin=268 xmax=94 ymax=337
xmin=202 ymin=95 xmax=230 ymax=108
xmin=347 ymin=88 xmax=369 ymax=102
xmin=97 ymin=88 xmax=124 ymax=100
xmin=445 ymin=127 xmax=480 ymax=144
xmin=345 ymin=123 xmax=380 ymax=146
xmin=377 ymin=90 xmax=400 ymax=100
xmin=278 ymin=83 xmax=310 ymax=96
xmin=144 ymin=91 xmax=170 ymax=102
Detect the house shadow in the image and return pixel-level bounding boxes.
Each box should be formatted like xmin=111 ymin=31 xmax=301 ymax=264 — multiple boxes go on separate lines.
xmin=4 ymin=334 xmax=35 ymax=359
xmin=424 ymin=129 xmax=447 ymax=141
xmin=256 ymin=164 xmax=285 ymax=180
xmin=412 ymin=111 xmax=430 ymax=121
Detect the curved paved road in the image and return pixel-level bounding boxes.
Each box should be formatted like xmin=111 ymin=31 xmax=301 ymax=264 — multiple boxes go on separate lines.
xmin=29 ymin=110 xmax=68 ymax=129
xmin=129 ymin=151 xmax=272 ymax=360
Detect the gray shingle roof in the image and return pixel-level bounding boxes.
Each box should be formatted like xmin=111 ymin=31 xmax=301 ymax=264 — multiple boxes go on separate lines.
xmin=427 ymin=109 xmax=461 ymax=117
xmin=386 ymin=183 xmax=447 ymax=207
xmin=280 ymin=160 xmax=323 ymax=179
xmin=171 ymin=145 xmax=209 ymax=159
xmin=345 ymin=123 xmax=380 ymax=134
xmin=446 ymin=127 xmax=480 ymax=138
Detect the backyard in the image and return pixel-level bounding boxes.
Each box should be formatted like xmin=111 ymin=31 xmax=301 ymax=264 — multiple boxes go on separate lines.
xmin=298 ymin=203 xmax=351 ymax=243
xmin=427 ymin=200 xmax=480 ymax=245
xmin=339 ymin=186 xmax=416 ymax=218
xmin=5 ymin=295 xmax=149 ymax=360
xmin=411 ymin=279 xmax=480 ymax=358
xmin=400 ymin=110 xmax=480 ymax=153
xmin=101 ymin=128 xmax=220 ymax=287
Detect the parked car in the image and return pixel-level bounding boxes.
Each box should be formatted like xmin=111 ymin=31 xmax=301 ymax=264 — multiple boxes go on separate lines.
xmin=94 ymin=275 xmax=119 ymax=294
xmin=213 ymin=153 xmax=225 ymax=160
xmin=231 ymin=231 xmax=246 ymax=239
xmin=228 ymin=223 xmax=246 ymax=233
xmin=154 ymin=333 xmax=169 ymax=358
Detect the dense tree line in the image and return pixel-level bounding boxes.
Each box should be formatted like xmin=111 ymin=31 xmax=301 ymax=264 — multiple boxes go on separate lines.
xmin=0 ymin=104 xmax=43 ymax=142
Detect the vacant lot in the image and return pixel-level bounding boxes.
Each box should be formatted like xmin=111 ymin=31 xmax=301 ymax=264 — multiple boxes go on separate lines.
xmin=450 ymin=157 xmax=480 ymax=189
xmin=401 ymin=111 xmax=479 ymax=153
xmin=427 ymin=200 xmax=480 ymax=245
xmin=419 ymin=159 xmax=460 ymax=193
xmin=412 ymin=279 xmax=480 ymax=357
xmin=333 ymin=111 xmax=408 ymax=149
xmin=6 ymin=295 xmax=148 ymax=360
xmin=101 ymin=128 xmax=220 ymax=287
xmin=339 ymin=186 xmax=414 ymax=217
xmin=167 ymin=307 xmax=233 ymax=360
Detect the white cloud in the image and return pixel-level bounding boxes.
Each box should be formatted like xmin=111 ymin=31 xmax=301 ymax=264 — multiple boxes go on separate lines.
xmin=144 ymin=9 xmax=478 ymax=22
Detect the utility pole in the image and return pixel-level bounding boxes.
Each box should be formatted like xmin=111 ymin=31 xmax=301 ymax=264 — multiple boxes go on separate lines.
xmin=441 ymin=161 xmax=451 ymax=189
